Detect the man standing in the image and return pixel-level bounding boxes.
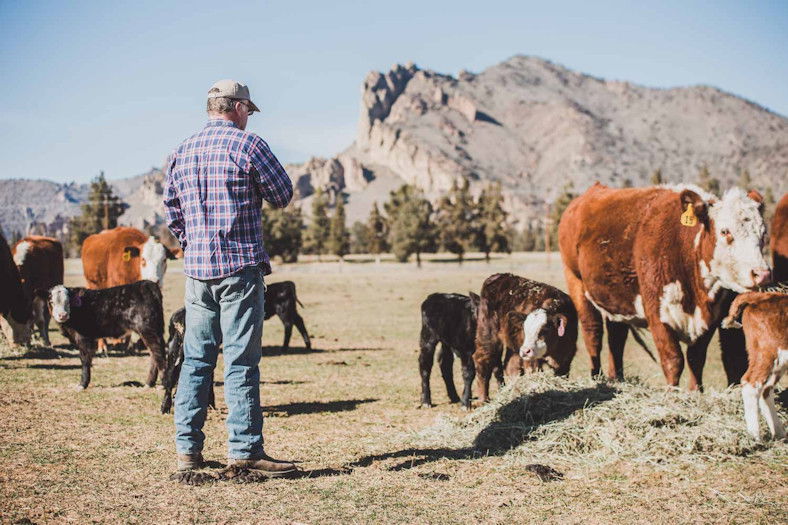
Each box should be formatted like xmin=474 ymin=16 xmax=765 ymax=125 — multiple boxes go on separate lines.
xmin=164 ymin=80 xmax=296 ymax=475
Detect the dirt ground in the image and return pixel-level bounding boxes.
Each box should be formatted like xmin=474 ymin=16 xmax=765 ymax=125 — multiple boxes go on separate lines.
xmin=1 ymin=253 xmax=785 ymax=524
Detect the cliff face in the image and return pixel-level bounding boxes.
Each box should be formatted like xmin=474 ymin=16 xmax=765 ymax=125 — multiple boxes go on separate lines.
xmin=291 ymin=55 xmax=788 ymax=225
xmin=2 ymin=55 xmax=786 ymax=236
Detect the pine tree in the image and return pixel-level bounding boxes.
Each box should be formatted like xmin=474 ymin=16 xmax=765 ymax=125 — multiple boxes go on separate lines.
xmin=697 ymin=165 xmax=720 ymax=196
xmin=366 ymin=202 xmax=389 ymax=263
xmin=303 ymin=187 xmax=330 ymax=257
xmin=650 ymin=168 xmax=664 ymax=185
xmin=350 ymin=221 xmax=370 ymax=254
xmin=327 ymin=197 xmax=350 ymax=259
xmin=68 ymin=171 xmax=126 ymax=249
xmin=436 ymin=178 xmax=475 ymax=264
xmin=262 ymin=201 xmax=303 ymax=263
xmin=474 ymin=182 xmax=510 ymax=261
xmin=386 ymin=184 xmax=437 ymax=266
xmin=548 ymin=183 xmax=576 ymax=251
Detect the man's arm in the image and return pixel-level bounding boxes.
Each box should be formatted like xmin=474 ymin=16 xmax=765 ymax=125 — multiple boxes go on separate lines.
xmin=162 ymin=153 xmax=187 ymax=249
xmin=249 ymin=137 xmax=293 ymax=209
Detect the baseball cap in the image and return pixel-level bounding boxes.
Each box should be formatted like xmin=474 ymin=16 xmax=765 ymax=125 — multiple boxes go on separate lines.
xmin=207 ymin=79 xmax=260 ymax=113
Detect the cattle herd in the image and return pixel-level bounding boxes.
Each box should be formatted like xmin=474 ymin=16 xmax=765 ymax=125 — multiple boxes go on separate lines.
xmin=0 ymin=183 xmax=786 ymax=442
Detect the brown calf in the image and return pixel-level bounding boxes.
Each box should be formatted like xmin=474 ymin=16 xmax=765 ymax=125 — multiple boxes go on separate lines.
xmin=474 ymin=273 xmax=578 ymax=403
xmin=12 ymin=236 xmax=64 ymax=345
xmin=772 ymin=193 xmax=788 ymax=282
xmin=722 ymin=292 xmax=787 ymax=440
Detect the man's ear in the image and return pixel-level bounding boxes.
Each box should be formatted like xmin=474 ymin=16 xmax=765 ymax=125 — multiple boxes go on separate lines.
xmin=679 ymin=189 xmax=709 ymax=223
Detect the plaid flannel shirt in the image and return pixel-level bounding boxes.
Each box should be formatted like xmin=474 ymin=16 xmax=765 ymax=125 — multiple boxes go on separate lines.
xmin=163 ymin=119 xmax=293 ymax=280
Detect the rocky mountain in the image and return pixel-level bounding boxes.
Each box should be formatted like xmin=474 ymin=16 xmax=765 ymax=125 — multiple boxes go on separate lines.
xmin=2 ymin=55 xmax=786 ymax=237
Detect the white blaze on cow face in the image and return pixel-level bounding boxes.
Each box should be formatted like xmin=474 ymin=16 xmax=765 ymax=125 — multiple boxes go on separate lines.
xmin=13 ymin=241 xmax=30 ymax=267
xmin=49 ymin=285 xmax=70 ymax=323
xmin=140 ymin=237 xmax=167 ymax=285
xmin=707 ymin=188 xmax=770 ymax=293
xmin=520 ymin=308 xmax=548 ymax=359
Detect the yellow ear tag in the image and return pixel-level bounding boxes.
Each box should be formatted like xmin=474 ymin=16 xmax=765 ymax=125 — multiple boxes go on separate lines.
xmin=122 ymin=250 xmax=131 ymax=262
xmin=680 ymin=203 xmax=697 ymax=227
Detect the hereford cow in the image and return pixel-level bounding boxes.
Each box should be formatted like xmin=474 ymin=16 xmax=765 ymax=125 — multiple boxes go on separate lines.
xmin=0 ymin=232 xmax=31 ymax=344
xmin=772 ymin=193 xmax=788 ymax=282
xmin=721 ymin=292 xmax=787 ymax=440
xmin=81 ymin=226 xmax=170 ymax=353
xmin=47 ymin=281 xmax=167 ymax=390
xmin=474 ymin=273 xmax=578 ymax=403
xmin=160 ymin=281 xmax=311 ymax=413
xmin=559 ymin=183 xmax=770 ymax=389
xmin=419 ymin=292 xmax=480 ymax=409
xmin=11 ymin=236 xmax=64 ymax=345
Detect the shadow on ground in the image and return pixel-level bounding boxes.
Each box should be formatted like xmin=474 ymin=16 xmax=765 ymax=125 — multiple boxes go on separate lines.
xmin=346 ymin=383 xmax=619 ymax=471
xmin=263 ymin=398 xmax=378 ymax=416
xmin=261 ymin=345 xmax=385 ymax=357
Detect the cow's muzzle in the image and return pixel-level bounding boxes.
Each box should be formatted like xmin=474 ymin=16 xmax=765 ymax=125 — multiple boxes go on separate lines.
xmin=752 ymin=268 xmax=772 ymax=287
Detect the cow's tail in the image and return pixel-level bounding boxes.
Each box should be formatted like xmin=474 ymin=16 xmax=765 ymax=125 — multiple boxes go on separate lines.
xmin=291 ymin=282 xmax=305 ymax=308
xmin=629 ymin=326 xmax=657 ymax=363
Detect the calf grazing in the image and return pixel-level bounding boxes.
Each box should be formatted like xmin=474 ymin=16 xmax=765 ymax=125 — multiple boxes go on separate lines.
xmin=559 ymin=183 xmax=769 ymax=389
xmin=12 ymin=236 xmax=64 ymax=345
xmin=722 ymin=292 xmax=787 ymax=440
xmin=47 ymin=281 xmax=166 ymax=390
xmin=419 ymin=292 xmax=480 ymax=409
xmin=160 ymin=280 xmax=311 ymax=413
xmin=474 ymin=273 xmax=578 ymax=403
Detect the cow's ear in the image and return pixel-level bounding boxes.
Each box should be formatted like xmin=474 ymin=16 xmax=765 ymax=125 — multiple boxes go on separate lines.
xmin=555 ymin=314 xmax=568 ymax=337
xmin=33 ymin=288 xmax=50 ymax=301
xmin=468 ymin=292 xmax=481 ymax=308
xmin=747 ymin=189 xmax=765 ymax=213
xmin=679 ymin=189 xmax=709 ymax=223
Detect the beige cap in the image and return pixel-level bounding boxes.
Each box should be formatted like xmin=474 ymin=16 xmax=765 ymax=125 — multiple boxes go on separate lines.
xmin=207 ymin=79 xmax=260 ymax=113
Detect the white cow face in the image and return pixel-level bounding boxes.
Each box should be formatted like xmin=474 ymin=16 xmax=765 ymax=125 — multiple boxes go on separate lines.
xmin=707 ymin=188 xmax=770 ymax=292
xmin=518 ymin=308 xmax=568 ymax=360
xmin=140 ymin=237 xmax=168 ymax=286
xmin=49 ymin=285 xmax=71 ymax=323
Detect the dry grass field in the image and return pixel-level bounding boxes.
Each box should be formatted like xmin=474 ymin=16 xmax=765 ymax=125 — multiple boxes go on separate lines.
xmin=1 ymin=253 xmax=786 ymax=524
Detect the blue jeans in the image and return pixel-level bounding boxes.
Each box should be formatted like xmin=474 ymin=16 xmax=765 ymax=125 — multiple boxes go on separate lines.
xmin=175 ymin=266 xmax=266 ymax=459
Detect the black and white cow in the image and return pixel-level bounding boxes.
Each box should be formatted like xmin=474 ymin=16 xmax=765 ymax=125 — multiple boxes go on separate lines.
xmin=47 ymin=281 xmax=166 ymax=390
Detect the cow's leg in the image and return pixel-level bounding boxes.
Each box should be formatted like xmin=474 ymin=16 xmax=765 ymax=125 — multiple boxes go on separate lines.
xmin=160 ymin=336 xmax=182 ymax=414
xmin=473 ymin=341 xmax=502 ymax=403
xmin=503 ymin=347 xmax=523 ymax=381
xmin=760 ymin=385 xmax=785 ymax=440
xmin=438 ymin=346 xmax=460 ymax=404
xmin=418 ymin=327 xmax=437 ymax=407
xmin=606 ymin=320 xmax=628 ymax=380
xmin=78 ymin=339 xmax=96 ymax=389
xmin=741 ymin=382 xmax=761 ymax=439
xmin=292 ymin=312 xmax=311 ymax=350
xmin=685 ymin=327 xmax=715 ymax=391
xmin=459 ymin=351 xmax=476 ymax=410
xmin=719 ymin=326 xmax=748 ymax=386
xmin=139 ymin=331 xmax=166 ymax=388
xmin=278 ymin=313 xmax=293 ymax=351
xmin=647 ymin=320 xmax=684 ymax=387
xmin=33 ymin=297 xmax=51 ymax=346
xmin=564 ymin=269 xmax=604 ymax=377
xmin=98 ymin=338 xmax=109 ymax=358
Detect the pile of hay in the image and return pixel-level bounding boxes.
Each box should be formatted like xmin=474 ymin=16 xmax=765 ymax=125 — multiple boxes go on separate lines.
xmin=417 ymin=374 xmax=787 ymax=471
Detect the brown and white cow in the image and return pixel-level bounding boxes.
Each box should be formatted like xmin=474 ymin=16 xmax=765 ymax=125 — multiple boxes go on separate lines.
xmin=771 ymin=193 xmax=788 ymax=282
xmin=0 ymin=232 xmax=31 ymax=345
xmin=721 ymin=292 xmax=787 ymax=440
xmin=559 ymin=182 xmax=770 ymax=389
xmin=81 ymin=227 xmax=170 ymax=353
xmin=11 ymin=236 xmax=64 ymax=345
xmin=474 ymin=273 xmax=578 ymax=403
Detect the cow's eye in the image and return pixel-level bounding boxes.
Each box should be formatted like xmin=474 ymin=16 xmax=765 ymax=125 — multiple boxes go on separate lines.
xmin=720 ymin=228 xmax=730 ymax=236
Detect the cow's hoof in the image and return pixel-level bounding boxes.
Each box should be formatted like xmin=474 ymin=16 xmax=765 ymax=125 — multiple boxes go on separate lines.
xmin=419 ymin=403 xmax=433 ymax=409
xmin=461 ymin=405 xmax=472 ymax=412
xmin=75 ymin=384 xmax=86 ymax=391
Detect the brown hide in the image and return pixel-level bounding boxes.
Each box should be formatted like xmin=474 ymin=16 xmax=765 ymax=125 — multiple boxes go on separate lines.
xmin=81 ymin=227 xmax=148 ymax=289
xmin=725 ymin=292 xmax=788 ymax=386
xmin=0 ymin=233 xmax=30 ymax=323
xmin=772 ymin=193 xmax=788 ymax=282
xmin=12 ymin=236 xmax=64 ymax=292
xmin=474 ymin=273 xmax=578 ymax=403
xmin=558 ymin=183 xmax=723 ymax=389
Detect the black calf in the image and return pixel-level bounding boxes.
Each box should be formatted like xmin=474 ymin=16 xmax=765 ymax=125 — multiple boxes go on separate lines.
xmin=160 ymin=280 xmax=311 ymax=413
xmin=47 ymin=281 xmax=166 ymax=390
xmin=419 ymin=292 xmax=480 ymax=409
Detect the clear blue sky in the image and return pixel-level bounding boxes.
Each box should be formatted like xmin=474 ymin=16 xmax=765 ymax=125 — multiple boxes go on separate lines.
xmin=1 ymin=0 xmax=786 ymax=183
